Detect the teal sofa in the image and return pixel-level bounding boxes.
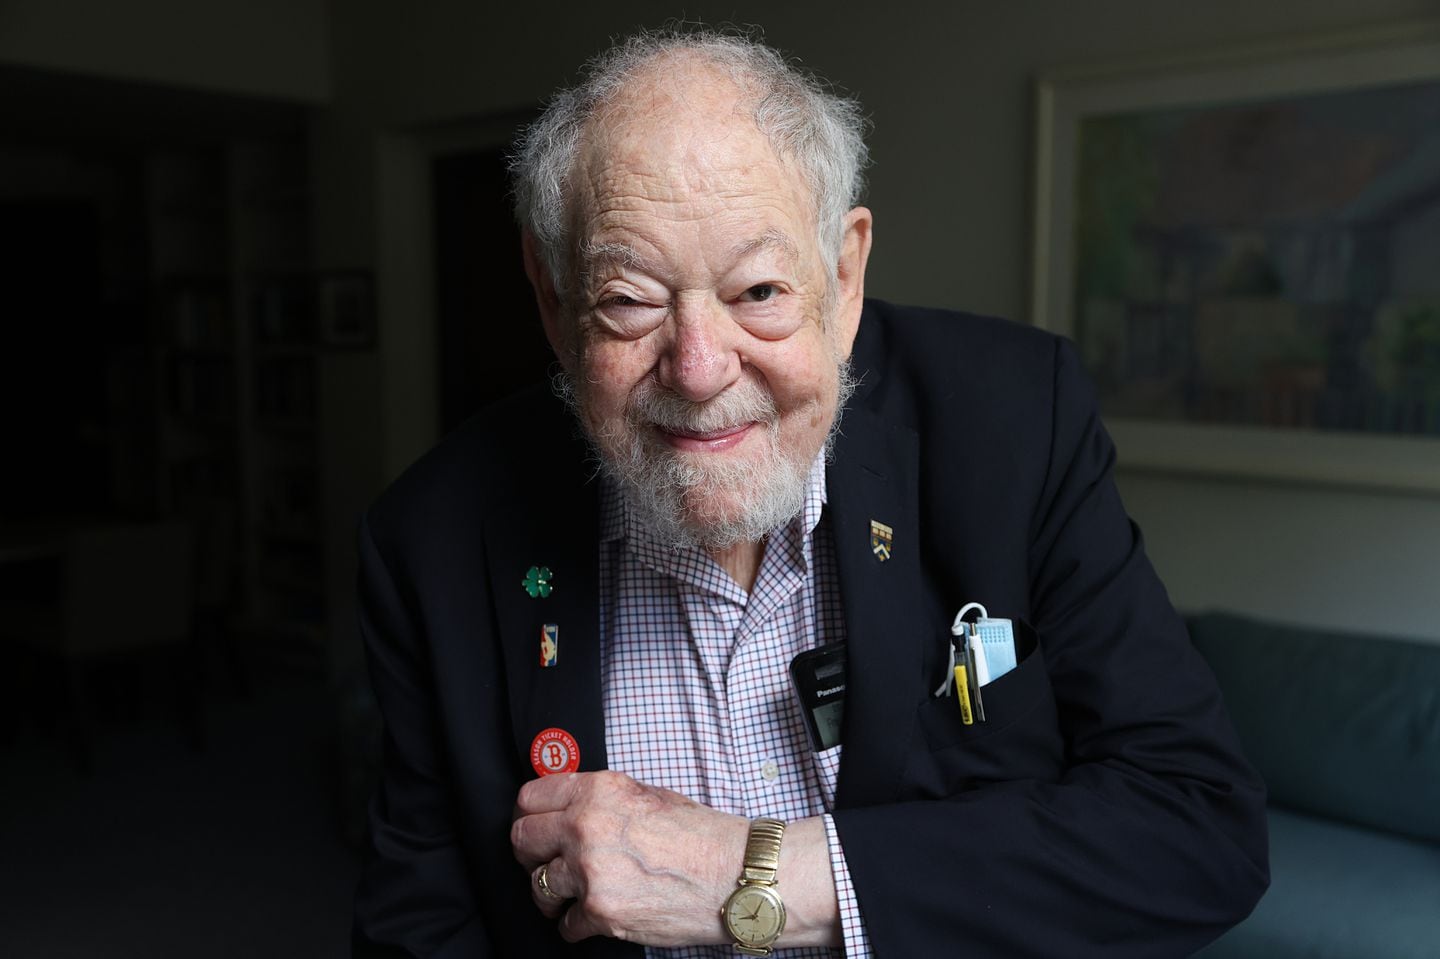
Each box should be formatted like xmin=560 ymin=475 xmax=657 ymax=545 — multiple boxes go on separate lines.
xmin=1189 ymin=613 xmax=1440 ymax=959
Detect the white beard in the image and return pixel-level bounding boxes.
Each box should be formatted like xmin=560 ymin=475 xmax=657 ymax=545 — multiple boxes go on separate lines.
xmin=555 ymin=363 xmax=857 ymax=551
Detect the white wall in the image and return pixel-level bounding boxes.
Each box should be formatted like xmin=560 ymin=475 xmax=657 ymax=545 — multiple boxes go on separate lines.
xmin=0 ymin=0 xmax=330 ymax=101
xmin=325 ymin=0 xmax=1440 ymax=641
xmin=1119 ymin=472 xmax=1440 ymax=642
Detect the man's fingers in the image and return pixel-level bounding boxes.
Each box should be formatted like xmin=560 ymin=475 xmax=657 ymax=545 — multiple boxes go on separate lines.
xmin=515 ymin=770 xmax=584 ymax=815
xmin=511 ymin=808 xmax=569 ymax=869
xmin=515 ymin=770 xmax=732 ymax=945
xmin=514 ymin=771 xmax=642 ymax=866
xmin=558 ymin=900 xmax=609 ymax=944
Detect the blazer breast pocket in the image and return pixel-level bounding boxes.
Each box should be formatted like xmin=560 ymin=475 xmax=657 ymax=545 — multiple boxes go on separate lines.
xmin=903 ymin=623 xmax=1065 ymax=798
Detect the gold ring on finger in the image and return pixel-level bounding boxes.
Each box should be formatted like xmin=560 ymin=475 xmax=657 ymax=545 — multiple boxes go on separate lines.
xmin=536 ymin=863 xmax=565 ymax=901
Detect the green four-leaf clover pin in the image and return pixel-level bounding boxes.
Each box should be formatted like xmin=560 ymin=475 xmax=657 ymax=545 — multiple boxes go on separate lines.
xmin=523 ymin=566 xmax=553 ymax=598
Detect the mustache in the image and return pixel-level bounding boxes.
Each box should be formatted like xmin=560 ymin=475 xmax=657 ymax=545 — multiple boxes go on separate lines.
xmin=626 ymin=379 xmax=779 ymax=435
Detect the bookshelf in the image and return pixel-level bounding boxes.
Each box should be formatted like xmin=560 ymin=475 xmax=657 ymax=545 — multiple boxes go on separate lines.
xmin=147 ymin=150 xmax=238 ymax=523
xmin=146 ymin=136 xmax=340 ymax=673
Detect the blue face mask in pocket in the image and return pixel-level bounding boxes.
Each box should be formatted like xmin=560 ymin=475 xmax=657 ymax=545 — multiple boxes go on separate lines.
xmin=975 ymin=617 xmax=1017 ymax=682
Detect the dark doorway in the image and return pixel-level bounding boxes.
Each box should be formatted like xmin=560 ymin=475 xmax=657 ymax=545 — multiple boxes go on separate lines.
xmin=432 ymin=144 xmax=553 ymax=436
xmin=0 ymin=198 xmax=115 ymax=517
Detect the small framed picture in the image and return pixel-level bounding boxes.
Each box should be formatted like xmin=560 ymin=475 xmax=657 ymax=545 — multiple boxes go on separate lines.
xmin=318 ymin=272 xmax=375 ymax=349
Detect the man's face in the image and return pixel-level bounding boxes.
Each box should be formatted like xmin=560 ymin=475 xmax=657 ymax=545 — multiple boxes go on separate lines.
xmin=545 ymin=69 xmax=867 ymax=549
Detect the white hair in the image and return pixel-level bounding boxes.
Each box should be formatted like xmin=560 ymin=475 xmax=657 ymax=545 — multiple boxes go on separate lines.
xmin=510 ymin=26 xmax=870 ymax=295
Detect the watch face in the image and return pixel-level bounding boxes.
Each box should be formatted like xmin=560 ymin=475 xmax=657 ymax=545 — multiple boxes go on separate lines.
xmin=723 ymin=885 xmax=786 ymax=947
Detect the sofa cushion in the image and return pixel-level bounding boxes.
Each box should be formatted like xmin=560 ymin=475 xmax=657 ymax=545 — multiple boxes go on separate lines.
xmin=1195 ymin=808 xmax=1440 ymax=959
xmin=1189 ymin=612 xmax=1440 ymax=843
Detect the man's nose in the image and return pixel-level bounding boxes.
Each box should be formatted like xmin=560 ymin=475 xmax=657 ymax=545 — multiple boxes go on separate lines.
xmin=656 ymin=299 xmax=741 ymax=402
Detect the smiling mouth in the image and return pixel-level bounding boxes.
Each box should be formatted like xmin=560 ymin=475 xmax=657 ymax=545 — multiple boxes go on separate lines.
xmin=656 ymin=422 xmax=755 ymax=452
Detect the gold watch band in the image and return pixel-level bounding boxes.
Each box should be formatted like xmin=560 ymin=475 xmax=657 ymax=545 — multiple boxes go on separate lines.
xmin=740 ymin=817 xmax=786 ymax=886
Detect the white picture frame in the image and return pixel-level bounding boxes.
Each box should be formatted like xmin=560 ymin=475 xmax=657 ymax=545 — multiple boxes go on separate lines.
xmin=1032 ymin=20 xmax=1440 ymax=493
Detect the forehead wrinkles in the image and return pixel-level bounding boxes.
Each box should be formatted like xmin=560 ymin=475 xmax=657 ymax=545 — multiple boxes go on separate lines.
xmin=579 ymin=126 xmax=772 ymax=214
xmin=571 ymin=144 xmax=814 ymax=281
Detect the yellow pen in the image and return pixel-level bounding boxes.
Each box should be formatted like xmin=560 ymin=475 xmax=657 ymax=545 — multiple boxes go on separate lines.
xmin=954 ymin=663 xmax=974 ymax=724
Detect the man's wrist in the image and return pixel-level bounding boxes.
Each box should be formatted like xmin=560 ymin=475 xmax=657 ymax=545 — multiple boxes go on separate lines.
xmin=769 ymin=817 xmax=842 ymax=948
xmin=709 ymin=816 xmax=753 ymax=942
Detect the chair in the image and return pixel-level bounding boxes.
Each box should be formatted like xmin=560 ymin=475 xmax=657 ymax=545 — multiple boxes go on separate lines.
xmin=177 ymin=495 xmax=247 ymax=697
xmin=7 ymin=521 xmax=196 ymax=771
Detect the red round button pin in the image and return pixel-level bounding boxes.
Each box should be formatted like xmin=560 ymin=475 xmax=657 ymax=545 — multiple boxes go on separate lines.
xmin=530 ymin=727 xmax=581 ymax=776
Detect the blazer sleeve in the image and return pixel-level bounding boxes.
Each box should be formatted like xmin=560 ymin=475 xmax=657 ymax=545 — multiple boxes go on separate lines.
xmin=831 ymin=338 xmax=1269 ymax=958
xmin=351 ymin=514 xmax=495 ymax=959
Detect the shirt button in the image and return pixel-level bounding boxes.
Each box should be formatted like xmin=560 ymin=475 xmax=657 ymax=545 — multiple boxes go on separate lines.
xmin=760 ymin=760 xmax=780 ymax=781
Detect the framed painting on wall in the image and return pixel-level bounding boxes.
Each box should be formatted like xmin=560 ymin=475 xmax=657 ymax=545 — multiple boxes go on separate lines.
xmin=1033 ymin=21 xmax=1440 ymax=492
xmin=318 ymin=271 xmax=375 ymax=349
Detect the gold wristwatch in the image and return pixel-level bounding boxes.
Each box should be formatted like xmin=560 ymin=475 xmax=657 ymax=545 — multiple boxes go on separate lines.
xmin=721 ymin=817 xmax=787 ymax=956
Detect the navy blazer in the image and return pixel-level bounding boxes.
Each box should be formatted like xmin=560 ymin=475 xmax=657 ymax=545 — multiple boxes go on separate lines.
xmin=353 ymin=300 xmax=1269 ymax=958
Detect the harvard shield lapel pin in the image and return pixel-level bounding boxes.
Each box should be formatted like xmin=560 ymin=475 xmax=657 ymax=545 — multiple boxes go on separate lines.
xmin=870 ymin=520 xmax=893 ymax=562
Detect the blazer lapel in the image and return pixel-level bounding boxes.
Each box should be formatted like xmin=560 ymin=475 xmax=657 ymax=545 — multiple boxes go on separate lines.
xmin=485 ymin=427 xmax=609 ymax=776
xmin=828 ymin=401 xmax=931 ymax=807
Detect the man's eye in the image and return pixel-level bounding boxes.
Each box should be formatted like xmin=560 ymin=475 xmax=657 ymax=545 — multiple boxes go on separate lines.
xmin=593 ymin=295 xmax=666 ymax=338
xmin=741 ymin=284 xmax=777 ymax=302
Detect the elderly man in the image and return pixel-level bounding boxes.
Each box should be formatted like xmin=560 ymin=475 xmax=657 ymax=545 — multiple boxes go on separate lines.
xmin=353 ymin=29 xmax=1268 ymax=959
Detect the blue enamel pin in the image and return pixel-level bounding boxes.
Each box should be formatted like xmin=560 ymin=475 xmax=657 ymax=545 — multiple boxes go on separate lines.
xmin=540 ymin=624 xmax=558 ymax=667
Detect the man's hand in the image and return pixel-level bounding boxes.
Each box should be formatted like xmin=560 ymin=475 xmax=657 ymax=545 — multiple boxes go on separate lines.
xmin=512 ymin=771 xmax=843 ymax=947
xmin=511 ymin=771 xmax=747 ymax=946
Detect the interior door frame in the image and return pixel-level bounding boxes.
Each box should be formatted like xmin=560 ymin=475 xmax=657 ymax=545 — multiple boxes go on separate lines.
xmin=373 ymin=111 xmax=530 ymax=483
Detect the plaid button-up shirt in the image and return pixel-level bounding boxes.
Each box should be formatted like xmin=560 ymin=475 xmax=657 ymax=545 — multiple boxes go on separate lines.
xmin=599 ymin=457 xmax=871 ymax=958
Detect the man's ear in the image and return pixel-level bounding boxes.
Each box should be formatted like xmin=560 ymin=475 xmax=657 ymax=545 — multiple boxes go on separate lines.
xmin=831 ymin=206 xmax=873 ymax=357
xmin=521 ymin=231 xmax=575 ymax=372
